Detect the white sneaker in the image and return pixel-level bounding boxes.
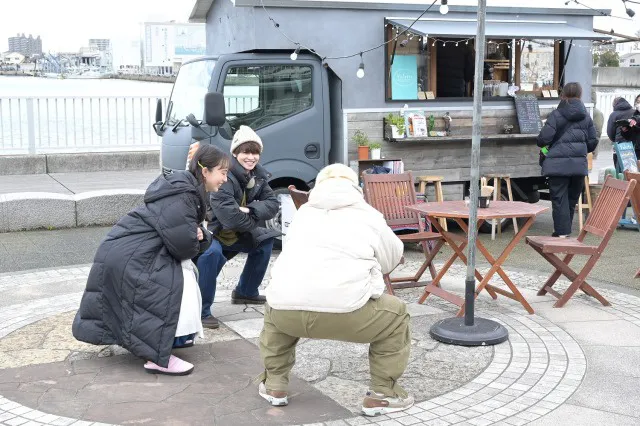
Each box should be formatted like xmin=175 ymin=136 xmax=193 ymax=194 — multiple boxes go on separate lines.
xmin=258 ymin=381 xmax=288 ymax=406
xmin=361 ymin=390 xmax=414 ymax=417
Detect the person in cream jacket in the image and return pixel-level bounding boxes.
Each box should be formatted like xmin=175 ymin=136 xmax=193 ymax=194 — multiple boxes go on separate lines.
xmin=258 ymin=163 xmax=414 ymax=417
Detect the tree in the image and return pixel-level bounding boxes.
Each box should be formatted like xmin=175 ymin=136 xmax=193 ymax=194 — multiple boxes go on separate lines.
xmin=634 ymin=29 xmax=640 ymax=50
xmin=594 ymin=50 xmax=620 ymax=67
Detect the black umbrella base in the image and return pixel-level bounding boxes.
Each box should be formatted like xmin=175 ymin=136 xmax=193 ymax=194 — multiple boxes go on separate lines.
xmin=430 ymin=317 xmax=509 ymax=346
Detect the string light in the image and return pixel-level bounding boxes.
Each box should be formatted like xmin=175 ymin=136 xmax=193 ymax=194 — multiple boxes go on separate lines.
xmin=440 ymin=0 xmax=449 ymax=15
xmin=290 ymin=45 xmax=300 ymax=61
xmin=356 ymin=53 xmax=365 ymax=79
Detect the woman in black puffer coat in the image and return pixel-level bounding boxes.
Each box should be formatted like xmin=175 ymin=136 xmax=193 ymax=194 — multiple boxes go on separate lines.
xmin=537 ymin=82 xmax=598 ymax=237
xmin=72 ymin=145 xmax=230 ymax=375
xmin=607 ymin=96 xmax=637 ymax=172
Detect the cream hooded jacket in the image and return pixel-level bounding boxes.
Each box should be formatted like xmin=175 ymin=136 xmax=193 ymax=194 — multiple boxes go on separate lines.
xmin=265 ymin=177 xmax=404 ymax=313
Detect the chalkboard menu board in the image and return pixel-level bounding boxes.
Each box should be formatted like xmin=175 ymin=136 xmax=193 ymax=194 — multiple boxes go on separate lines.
xmin=614 ymin=142 xmax=639 ymax=173
xmin=514 ymin=94 xmax=543 ymax=134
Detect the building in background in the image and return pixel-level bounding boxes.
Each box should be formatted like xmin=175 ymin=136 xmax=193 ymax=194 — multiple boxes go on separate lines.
xmin=7 ymin=34 xmax=42 ymax=58
xmin=143 ymin=22 xmax=205 ymax=75
xmin=112 ymin=39 xmax=143 ymax=74
xmin=89 ymin=39 xmax=111 ymax=52
xmin=620 ymin=51 xmax=640 ymax=67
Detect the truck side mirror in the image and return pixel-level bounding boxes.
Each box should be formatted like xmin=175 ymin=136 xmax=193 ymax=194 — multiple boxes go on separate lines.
xmin=155 ymin=98 xmax=163 ymax=124
xmin=204 ymin=92 xmax=226 ymax=127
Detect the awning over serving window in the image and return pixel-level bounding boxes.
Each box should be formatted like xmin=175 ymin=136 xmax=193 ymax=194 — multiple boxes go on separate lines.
xmin=387 ymin=18 xmax=611 ymax=40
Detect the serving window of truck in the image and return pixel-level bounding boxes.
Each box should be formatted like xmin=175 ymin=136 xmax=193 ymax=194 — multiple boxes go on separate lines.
xmin=384 ymin=17 xmax=606 ymax=101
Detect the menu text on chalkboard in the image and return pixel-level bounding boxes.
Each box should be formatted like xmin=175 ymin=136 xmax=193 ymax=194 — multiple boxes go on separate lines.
xmin=514 ymin=94 xmax=543 ymax=134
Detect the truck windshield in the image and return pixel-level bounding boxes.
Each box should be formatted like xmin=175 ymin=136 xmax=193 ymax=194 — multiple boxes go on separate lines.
xmin=167 ymin=59 xmax=216 ymax=124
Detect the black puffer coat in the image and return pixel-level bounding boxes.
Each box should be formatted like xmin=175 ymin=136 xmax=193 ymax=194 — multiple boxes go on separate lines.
xmin=607 ymin=98 xmax=635 ymax=143
xmin=72 ymin=171 xmax=209 ymax=367
xmin=537 ymin=98 xmax=598 ymax=177
xmin=207 ymin=158 xmax=280 ymax=247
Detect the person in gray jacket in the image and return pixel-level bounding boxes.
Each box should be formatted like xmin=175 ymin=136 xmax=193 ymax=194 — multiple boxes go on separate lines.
xmin=607 ymin=96 xmax=636 ymax=172
xmin=537 ymin=82 xmax=598 ymax=237
xmin=73 ymin=145 xmax=230 ymax=375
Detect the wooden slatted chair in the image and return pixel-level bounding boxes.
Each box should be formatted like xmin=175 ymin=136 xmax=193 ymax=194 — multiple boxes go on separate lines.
xmin=363 ymin=172 xmax=449 ymax=295
xmin=526 ymin=176 xmax=637 ymax=308
xmin=287 ymin=185 xmax=310 ymax=209
xmin=624 ymin=171 xmax=640 ymax=279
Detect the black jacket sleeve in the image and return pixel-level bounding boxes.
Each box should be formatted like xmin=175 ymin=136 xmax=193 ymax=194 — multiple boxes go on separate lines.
xmin=537 ymin=112 xmax=558 ymax=148
xmin=607 ymin=113 xmax=617 ymax=142
xmin=209 ymin=181 xmax=258 ymax=232
xmin=586 ymin=117 xmax=598 ymax=153
xmin=247 ymin=183 xmax=280 ymax=221
xmin=156 ymin=196 xmax=201 ymax=261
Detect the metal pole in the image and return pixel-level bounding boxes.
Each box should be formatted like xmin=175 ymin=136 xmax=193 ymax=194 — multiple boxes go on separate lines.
xmin=428 ymin=0 xmax=508 ymax=346
xmin=465 ymin=0 xmax=487 ymax=326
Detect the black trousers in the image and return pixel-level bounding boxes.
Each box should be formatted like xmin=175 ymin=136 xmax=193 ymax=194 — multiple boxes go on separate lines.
xmin=548 ymin=176 xmax=584 ymax=236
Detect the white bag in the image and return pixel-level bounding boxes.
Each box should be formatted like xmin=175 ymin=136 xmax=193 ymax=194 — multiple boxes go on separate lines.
xmin=175 ymin=260 xmax=204 ymax=339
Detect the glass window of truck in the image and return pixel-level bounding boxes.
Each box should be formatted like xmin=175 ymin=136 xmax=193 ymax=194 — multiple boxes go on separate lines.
xmin=167 ymin=59 xmax=216 ymax=124
xmin=223 ymin=65 xmax=313 ymax=132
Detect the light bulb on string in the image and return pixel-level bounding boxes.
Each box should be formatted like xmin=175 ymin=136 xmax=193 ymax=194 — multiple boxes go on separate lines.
xmin=440 ymin=0 xmax=449 ymax=15
xmin=356 ymin=53 xmax=365 ymax=79
xmin=432 ymin=41 xmax=436 ymax=46
xmin=290 ymin=46 xmax=301 ymax=61
xmin=456 ymin=42 xmax=459 ymax=46
xmin=442 ymin=41 xmax=446 ymax=46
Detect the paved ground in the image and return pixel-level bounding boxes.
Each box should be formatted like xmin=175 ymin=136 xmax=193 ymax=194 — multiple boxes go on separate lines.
xmin=0 ymin=255 xmax=639 ymax=425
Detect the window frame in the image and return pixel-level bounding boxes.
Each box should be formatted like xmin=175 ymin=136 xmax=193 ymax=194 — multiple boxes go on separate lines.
xmin=384 ymin=22 xmax=566 ymax=102
xmin=219 ymin=62 xmax=315 ymax=131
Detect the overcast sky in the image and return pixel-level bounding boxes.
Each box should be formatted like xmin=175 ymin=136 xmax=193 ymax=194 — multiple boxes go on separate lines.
xmin=0 ymin=0 xmax=637 ymax=53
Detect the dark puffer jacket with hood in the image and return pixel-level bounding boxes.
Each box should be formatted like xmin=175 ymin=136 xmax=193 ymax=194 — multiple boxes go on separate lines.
xmin=72 ymin=171 xmax=209 ymax=367
xmin=207 ymin=157 xmax=280 ymax=247
xmin=537 ymin=98 xmax=598 ymax=177
xmin=607 ymin=97 xmax=635 ymax=143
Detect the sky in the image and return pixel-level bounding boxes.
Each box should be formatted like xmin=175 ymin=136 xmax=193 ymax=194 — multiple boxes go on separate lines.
xmin=0 ymin=0 xmax=638 ymax=53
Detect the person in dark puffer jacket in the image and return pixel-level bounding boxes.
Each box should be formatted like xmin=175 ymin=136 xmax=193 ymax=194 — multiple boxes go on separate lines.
xmin=72 ymin=145 xmax=230 ymax=376
xmin=607 ymin=96 xmax=636 ymax=172
xmin=618 ymin=94 xmax=640 ymax=164
xmin=537 ymin=82 xmax=598 ymax=237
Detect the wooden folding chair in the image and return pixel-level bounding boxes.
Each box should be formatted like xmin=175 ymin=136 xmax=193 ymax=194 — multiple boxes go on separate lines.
xmin=363 ymin=172 xmax=447 ymax=295
xmin=526 ymin=176 xmax=637 ymax=308
xmin=287 ymin=185 xmax=309 ymax=209
xmin=624 ymin=171 xmax=640 ymax=279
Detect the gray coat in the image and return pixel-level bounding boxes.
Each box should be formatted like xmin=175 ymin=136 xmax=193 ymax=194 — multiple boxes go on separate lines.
xmin=207 ymin=158 xmax=280 ymax=247
xmin=537 ymin=99 xmax=598 ymax=177
xmin=607 ymin=98 xmax=635 ymax=143
xmin=72 ymin=171 xmax=209 ymax=367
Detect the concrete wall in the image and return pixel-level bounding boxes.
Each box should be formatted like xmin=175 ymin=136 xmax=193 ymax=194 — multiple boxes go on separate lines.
xmin=206 ymin=3 xmax=598 ymax=107
xmin=593 ymin=67 xmax=640 ymax=89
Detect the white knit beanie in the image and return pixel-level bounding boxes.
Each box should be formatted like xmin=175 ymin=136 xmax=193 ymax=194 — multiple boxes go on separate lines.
xmin=230 ymin=125 xmax=263 ymax=154
xmin=315 ymin=163 xmax=359 ymax=187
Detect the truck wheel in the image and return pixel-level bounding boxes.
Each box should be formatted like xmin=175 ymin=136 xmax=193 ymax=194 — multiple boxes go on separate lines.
xmin=265 ymin=187 xmax=289 ymax=251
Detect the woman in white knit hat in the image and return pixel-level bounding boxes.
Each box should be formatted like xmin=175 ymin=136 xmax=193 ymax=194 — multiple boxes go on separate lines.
xmin=196 ymin=125 xmax=280 ymax=329
xmin=257 ymin=163 xmax=414 ymax=417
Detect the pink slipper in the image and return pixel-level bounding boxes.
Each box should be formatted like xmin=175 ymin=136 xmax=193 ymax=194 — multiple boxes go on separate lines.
xmin=144 ymin=355 xmax=194 ymax=376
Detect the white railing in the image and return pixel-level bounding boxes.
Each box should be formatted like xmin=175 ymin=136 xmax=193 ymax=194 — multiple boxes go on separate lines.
xmin=0 ymin=95 xmax=260 ymax=155
xmin=0 ymin=96 xmax=169 ymax=154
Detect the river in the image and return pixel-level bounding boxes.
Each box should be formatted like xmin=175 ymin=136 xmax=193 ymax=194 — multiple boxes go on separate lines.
xmin=0 ymin=76 xmax=172 ymax=97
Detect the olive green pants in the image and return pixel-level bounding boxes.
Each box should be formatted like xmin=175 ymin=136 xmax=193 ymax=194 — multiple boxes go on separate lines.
xmin=259 ymin=294 xmax=411 ymax=398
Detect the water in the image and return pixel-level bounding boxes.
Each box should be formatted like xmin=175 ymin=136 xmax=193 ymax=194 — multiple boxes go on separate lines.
xmin=0 ymin=77 xmax=172 ymax=154
xmin=0 ymin=76 xmax=172 ymax=97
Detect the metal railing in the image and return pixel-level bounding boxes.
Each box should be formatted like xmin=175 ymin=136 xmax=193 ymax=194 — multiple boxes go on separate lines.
xmin=0 ymin=95 xmax=260 ymax=155
xmin=0 ymin=96 xmax=169 ymax=154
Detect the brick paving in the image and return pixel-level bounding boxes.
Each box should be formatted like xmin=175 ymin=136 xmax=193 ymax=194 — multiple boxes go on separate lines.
xmin=0 ymin=259 xmax=639 ymax=425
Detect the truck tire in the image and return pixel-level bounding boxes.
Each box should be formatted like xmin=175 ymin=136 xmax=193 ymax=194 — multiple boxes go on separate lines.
xmin=265 ymin=187 xmax=289 ymax=251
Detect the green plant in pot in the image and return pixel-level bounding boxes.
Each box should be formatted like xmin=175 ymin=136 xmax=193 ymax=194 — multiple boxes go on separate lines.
xmin=353 ymin=130 xmax=370 ymax=160
xmin=386 ymin=113 xmax=406 ymax=139
xmin=369 ymin=142 xmax=382 ymax=159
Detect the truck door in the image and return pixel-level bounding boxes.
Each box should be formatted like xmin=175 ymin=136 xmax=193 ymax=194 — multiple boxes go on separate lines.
xmin=215 ymin=60 xmax=326 ymax=183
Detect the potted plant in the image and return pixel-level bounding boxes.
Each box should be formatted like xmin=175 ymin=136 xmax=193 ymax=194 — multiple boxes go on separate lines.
xmin=353 ymin=130 xmax=370 ymax=160
xmin=370 ymin=143 xmax=382 ymax=159
xmin=386 ymin=113 xmax=406 ymax=139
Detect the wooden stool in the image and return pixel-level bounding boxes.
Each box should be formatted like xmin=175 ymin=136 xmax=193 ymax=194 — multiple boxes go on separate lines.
xmin=577 ymin=176 xmax=593 ymax=232
xmin=483 ymin=174 xmax=518 ymax=240
xmin=417 ymin=175 xmax=447 ymax=231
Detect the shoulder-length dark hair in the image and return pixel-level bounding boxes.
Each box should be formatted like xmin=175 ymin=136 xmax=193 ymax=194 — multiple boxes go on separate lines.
xmin=188 ymin=144 xmax=230 ymax=185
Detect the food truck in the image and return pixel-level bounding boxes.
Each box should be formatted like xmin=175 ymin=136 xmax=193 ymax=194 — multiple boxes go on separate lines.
xmin=157 ymin=1 xmax=610 ymax=237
